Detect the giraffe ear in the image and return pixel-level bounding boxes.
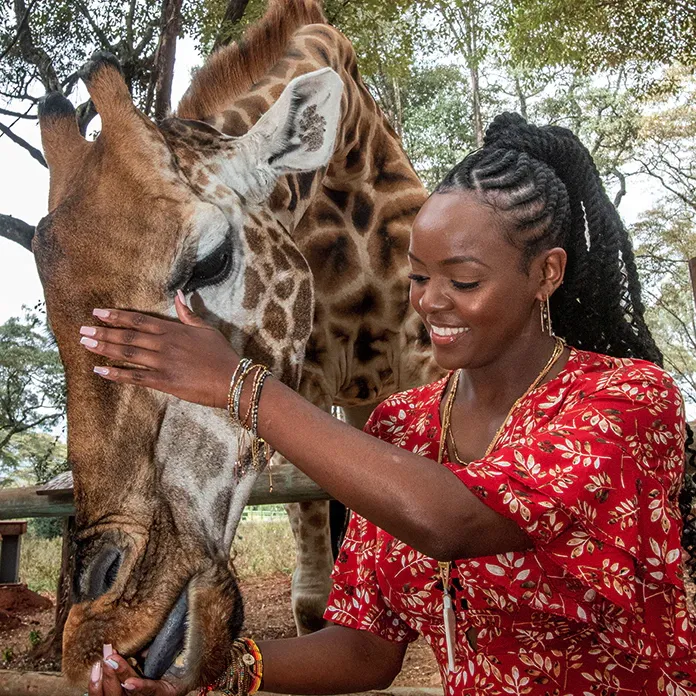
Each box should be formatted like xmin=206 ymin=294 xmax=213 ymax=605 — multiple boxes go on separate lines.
xmin=243 ymin=67 xmax=344 ymax=175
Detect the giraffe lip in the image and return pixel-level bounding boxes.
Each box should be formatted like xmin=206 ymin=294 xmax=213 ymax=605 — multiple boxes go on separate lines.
xmin=142 ymin=586 xmax=189 ymax=679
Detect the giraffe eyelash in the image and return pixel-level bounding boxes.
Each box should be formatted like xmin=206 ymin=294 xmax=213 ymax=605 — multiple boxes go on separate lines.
xmin=183 ymin=237 xmax=235 ymax=293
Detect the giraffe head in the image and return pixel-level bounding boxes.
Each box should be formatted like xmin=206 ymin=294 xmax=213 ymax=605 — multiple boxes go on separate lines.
xmin=34 ymin=53 xmax=342 ymax=687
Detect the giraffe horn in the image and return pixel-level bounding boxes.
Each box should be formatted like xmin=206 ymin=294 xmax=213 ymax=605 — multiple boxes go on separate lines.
xmin=79 ymin=51 xmax=138 ymax=131
xmin=38 ymin=92 xmax=92 ymax=211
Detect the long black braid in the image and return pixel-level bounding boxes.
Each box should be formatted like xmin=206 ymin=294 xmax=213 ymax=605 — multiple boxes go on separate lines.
xmin=435 ymin=112 xmax=696 ymax=585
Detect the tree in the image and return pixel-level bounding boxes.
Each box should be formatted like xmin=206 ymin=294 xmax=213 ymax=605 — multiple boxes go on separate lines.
xmin=504 ymin=0 xmax=696 ymax=72
xmin=0 ymin=309 xmax=66 ymax=460
xmin=632 ymin=203 xmax=696 ymax=405
xmin=400 ymin=64 xmax=475 ymax=189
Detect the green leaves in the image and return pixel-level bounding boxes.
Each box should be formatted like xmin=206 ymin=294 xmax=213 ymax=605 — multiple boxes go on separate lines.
xmin=0 ymin=309 xmax=66 ymax=487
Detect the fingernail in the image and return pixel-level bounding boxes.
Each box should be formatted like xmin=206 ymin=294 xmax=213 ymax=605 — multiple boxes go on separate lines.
xmin=93 ymin=309 xmax=111 ymax=319
xmin=104 ymin=658 xmax=119 ymax=669
xmin=122 ymin=683 xmax=136 ymax=691
xmin=91 ymin=662 xmax=102 ymax=682
xmin=80 ymin=336 xmax=98 ymax=348
xmin=94 ymin=366 xmax=110 ymax=376
xmin=80 ymin=326 xmax=97 ymax=336
xmin=103 ymin=643 xmax=112 ymax=659
xmin=177 ymin=289 xmax=186 ymax=304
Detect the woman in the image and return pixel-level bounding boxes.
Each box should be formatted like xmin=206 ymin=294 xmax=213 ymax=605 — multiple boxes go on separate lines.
xmin=81 ymin=114 xmax=696 ymax=695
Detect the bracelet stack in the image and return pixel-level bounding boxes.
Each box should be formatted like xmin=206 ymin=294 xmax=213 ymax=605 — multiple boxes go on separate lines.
xmin=199 ymin=637 xmax=263 ymax=696
xmin=227 ymin=359 xmax=274 ymax=487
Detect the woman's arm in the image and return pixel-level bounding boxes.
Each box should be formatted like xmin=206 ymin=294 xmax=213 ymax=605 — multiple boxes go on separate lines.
xmin=90 ymin=626 xmax=406 ymax=696
xmin=258 ymin=625 xmax=408 ymax=694
xmin=79 ymin=301 xmax=531 ymax=561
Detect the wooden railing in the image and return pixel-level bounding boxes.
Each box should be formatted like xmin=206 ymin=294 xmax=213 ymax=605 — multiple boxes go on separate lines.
xmin=0 ymin=462 xmax=330 ymax=521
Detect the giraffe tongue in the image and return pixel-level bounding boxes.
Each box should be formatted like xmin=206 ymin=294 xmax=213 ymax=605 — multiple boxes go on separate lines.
xmin=143 ymin=589 xmax=189 ymax=679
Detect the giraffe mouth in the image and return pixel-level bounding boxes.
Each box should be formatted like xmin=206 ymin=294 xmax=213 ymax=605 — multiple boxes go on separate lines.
xmin=136 ymin=585 xmax=190 ymax=680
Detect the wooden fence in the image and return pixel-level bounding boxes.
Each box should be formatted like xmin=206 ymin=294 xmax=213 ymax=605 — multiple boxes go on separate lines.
xmin=0 ymin=461 xmax=330 ymax=521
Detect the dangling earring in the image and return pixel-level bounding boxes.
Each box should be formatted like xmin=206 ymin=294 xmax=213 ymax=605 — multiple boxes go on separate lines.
xmin=540 ymin=296 xmax=553 ymax=336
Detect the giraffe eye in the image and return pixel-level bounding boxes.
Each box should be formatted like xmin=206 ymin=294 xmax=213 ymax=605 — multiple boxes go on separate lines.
xmin=184 ymin=238 xmax=234 ymax=293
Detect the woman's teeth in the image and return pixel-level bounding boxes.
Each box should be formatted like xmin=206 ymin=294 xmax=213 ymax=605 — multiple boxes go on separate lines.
xmin=431 ymin=326 xmax=470 ymax=337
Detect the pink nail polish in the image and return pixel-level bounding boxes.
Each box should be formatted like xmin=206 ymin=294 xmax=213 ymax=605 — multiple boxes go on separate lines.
xmin=93 ymin=309 xmax=111 ymax=319
xmin=103 ymin=643 xmax=113 ymax=659
xmin=177 ymin=289 xmax=186 ymax=304
xmin=81 ymin=336 xmax=98 ymax=348
xmin=94 ymin=366 xmax=110 ymax=376
xmin=91 ymin=662 xmax=102 ymax=682
xmin=80 ymin=326 xmax=97 ymax=336
xmin=122 ymin=683 xmax=136 ymax=691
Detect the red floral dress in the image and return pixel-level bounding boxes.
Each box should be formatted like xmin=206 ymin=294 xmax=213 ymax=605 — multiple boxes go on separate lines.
xmin=324 ymin=348 xmax=696 ymax=695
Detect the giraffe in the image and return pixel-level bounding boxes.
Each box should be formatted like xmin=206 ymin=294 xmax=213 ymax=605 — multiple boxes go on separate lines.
xmin=30 ymin=0 xmax=440 ymax=688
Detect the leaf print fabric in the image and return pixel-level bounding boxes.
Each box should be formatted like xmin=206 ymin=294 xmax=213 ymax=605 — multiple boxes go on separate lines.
xmin=324 ymin=348 xmax=696 ymax=695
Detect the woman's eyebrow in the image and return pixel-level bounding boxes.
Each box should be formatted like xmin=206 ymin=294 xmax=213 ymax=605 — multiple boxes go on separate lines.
xmin=408 ymin=251 xmax=490 ymax=269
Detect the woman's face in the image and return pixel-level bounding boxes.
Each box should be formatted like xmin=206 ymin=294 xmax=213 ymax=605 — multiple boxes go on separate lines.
xmin=409 ymin=190 xmax=552 ymax=371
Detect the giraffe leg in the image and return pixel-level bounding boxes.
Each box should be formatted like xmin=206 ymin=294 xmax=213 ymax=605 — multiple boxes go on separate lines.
xmin=286 ymin=498 xmax=334 ymax=634
xmin=285 ymin=403 xmax=376 ymax=635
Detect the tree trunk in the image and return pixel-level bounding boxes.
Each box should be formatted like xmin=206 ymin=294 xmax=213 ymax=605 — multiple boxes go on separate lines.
xmin=468 ymin=0 xmax=483 ymax=147
xmin=27 ymin=517 xmax=75 ymax=669
xmin=153 ymin=0 xmax=183 ymax=120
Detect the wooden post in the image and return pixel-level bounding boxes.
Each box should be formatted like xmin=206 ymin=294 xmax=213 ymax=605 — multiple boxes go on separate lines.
xmin=0 ymin=520 xmax=27 ymax=584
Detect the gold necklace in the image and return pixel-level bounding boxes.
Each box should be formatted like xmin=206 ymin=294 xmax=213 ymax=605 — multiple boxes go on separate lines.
xmin=435 ymin=335 xmax=565 ymax=672
xmin=437 ymin=336 xmax=565 ymax=467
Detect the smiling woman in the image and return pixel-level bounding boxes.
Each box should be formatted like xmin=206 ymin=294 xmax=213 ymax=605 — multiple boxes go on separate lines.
xmin=78 ymin=111 xmax=696 ymax=696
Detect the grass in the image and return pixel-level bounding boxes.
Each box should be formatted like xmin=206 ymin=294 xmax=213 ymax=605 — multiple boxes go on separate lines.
xmin=19 ymin=535 xmax=62 ymax=595
xmin=18 ymin=518 xmax=296 ymax=594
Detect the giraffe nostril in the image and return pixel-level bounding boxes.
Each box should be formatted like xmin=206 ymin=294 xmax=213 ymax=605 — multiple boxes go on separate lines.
xmin=76 ymin=545 xmax=123 ymax=602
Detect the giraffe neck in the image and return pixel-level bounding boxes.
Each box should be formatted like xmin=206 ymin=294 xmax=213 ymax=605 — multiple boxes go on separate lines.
xmin=180 ymin=20 xmax=440 ymax=404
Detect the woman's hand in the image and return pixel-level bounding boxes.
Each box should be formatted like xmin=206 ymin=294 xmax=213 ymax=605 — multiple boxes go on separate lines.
xmin=79 ymin=292 xmax=238 ymax=408
xmin=88 ymin=648 xmax=183 ymax=696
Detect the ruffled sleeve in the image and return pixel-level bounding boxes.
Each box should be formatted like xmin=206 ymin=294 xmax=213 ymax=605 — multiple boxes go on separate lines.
xmin=323 ymin=408 xmax=419 ymax=643
xmin=452 ymin=361 xmax=690 ymax=650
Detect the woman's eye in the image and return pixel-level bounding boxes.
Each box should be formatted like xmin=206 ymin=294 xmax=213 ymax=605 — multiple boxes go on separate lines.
xmin=408 ymin=273 xmax=428 ymax=284
xmin=184 ymin=240 xmax=234 ymax=293
xmin=452 ymin=280 xmax=479 ymax=291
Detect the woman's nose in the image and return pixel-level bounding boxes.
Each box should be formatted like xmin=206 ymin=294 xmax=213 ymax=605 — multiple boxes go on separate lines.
xmin=418 ymin=279 xmax=453 ymax=314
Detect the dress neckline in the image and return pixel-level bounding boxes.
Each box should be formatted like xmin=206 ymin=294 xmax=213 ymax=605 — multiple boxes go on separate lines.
xmin=434 ymin=346 xmax=580 ymax=461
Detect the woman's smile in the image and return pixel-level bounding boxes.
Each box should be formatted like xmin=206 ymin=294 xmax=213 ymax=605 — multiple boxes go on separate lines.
xmin=429 ymin=324 xmax=472 ymax=346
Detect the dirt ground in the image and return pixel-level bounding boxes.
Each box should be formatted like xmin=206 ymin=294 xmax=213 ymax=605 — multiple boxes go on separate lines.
xmin=0 ymin=576 xmax=440 ymax=687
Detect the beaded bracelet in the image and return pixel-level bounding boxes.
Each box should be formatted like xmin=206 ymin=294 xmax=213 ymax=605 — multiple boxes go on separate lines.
xmin=198 ymin=637 xmax=263 ymax=696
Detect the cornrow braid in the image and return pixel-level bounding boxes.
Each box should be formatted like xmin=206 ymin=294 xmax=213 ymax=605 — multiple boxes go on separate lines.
xmin=435 ymin=112 xmax=696 ymax=585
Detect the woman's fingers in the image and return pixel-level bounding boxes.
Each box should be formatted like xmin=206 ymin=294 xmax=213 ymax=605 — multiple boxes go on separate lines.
xmin=92 ymin=308 xmax=166 ymax=334
xmin=175 ymin=291 xmax=211 ymax=329
xmin=80 ymin=326 xmax=163 ymax=352
xmin=101 ymin=652 xmax=137 ymax=695
xmin=80 ymin=334 xmax=161 ymax=369
xmin=92 ymin=365 xmax=165 ymax=390
xmin=88 ymin=661 xmax=104 ymax=696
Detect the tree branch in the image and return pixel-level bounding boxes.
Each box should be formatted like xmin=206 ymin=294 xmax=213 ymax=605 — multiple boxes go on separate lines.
xmin=213 ymin=0 xmax=252 ymax=50
xmin=612 ymin=167 xmax=627 ymax=208
xmin=13 ymin=0 xmax=61 ymax=92
xmin=73 ymin=0 xmax=113 ymax=50
xmin=0 ymin=214 xmax=34 ymax=251
xmin=0 ymin=106 xmax=36 ymax=120
xmin=0 ymin=0 xmax=39 ymax=63
xmin=0 ymin=122 xmax=46 ymax=167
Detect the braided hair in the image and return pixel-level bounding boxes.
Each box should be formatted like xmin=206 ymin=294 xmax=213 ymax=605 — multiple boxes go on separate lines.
xmin=434 ymin=112 xmax=696 ymax=584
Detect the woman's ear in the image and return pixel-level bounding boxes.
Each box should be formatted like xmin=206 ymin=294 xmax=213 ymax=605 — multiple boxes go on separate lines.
xmin=536 ymin=247 xmax=567 ymax=300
